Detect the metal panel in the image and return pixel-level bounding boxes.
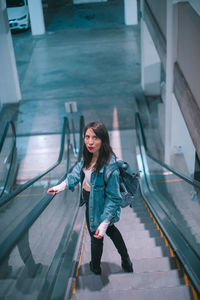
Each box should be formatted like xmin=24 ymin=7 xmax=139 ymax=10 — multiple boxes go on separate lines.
xmin=177 ymin=3 xmax=200 ymax=110
xmin=143 ymin=0 xmax=166 ymax=70
xmin=146 ymin=0 xmax=167 ymax=39
xmin=174 ymin=63 xmax=200 ymax=161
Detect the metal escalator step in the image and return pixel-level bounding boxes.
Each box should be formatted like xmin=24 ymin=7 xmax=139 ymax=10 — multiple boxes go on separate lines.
xmin=79 ymin=256 xmax=178 ymax=277
xmin=121 ymin=228 xmax=161 ymax=239
xmin=121 ymin=208 xmax=152 ymax=219
xmin=129 ymin=244 xmax=171 ymax=259
xmin=103 ymin=242 xmax=171 ymax=261
xmin=131 ymin=204 xmax=149 ymax=211
xmin=118 ymin=221 xmax=156 ymax=231
xmin=73 ymin=285 xmax=193 ymax=300
xmin=76 ymin=269 xmax=186 ymax=292
xmin=119 ymin=216 xmax=154 ymax=224
xmin=131 ymin=205 xmax=147 ymax=212
xmin=133 ymin=256 xmax=178 ymax=273
xmin=131 ymin=211 xmax=151 ymax=217
xmin=132 ymin=201 xmax=146 ymax=208
xmin=123 ymin=235 xmax=166 ymax=248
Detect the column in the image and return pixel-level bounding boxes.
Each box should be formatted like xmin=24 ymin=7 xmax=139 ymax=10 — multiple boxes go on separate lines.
xmin=124 ymin=0 xmax=138 ymax=25
xmin=0 ymin=0 xmax=21 ymax=105
xmin=28 ymin=0 xmax=45 ymax=35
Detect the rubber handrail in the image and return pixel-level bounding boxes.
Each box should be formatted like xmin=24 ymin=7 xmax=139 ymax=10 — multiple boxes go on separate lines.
xmin=78 ymin=115 xmax=84 ymax=162
xmin=0 ymin=117 xmax=70 ymax=207
xmin=0 ymin=121 xmax=16 ymax=152
xmin=0 ymin=121 xmax=17 ymax=198
xmin=0 ymin=115 xmax=85 ymax=265
xmin=135 ymin=112 xmax=200 ymax=190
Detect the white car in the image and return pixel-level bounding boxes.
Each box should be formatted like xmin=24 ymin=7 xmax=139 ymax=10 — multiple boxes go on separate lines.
xmin=6 ymin=0 xmax=30 ymax=31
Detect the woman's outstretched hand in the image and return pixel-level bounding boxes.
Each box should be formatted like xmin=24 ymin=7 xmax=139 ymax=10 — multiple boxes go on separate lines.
xmin=47 ymin=187 xmax=62 ymax=194
xmin=47 ymin=181 xmax=67 ymax=194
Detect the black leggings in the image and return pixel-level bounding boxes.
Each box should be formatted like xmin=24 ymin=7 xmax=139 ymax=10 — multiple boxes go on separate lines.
xmin=83 ymin=189 xmax=129 ymax=269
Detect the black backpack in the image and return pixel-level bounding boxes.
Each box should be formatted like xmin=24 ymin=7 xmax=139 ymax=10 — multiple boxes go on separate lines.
xmin=104 ymin=160 xmax=140 ymax=208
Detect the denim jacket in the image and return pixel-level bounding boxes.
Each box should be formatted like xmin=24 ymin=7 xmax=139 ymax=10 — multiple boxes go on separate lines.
xmin=65 ymin=156 xmax=122 ymax=232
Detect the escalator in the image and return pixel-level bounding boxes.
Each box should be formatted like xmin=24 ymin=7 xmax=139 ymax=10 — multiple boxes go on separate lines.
xmin=0 ymin=113 xmax=200 ymax=300
xmin=0 ymin=115 xmax=85 ymax=299
xmin=68 ymin=113 xmax=200 ymax=300
xmin=72 ymin=201 xmax=193 ymax=299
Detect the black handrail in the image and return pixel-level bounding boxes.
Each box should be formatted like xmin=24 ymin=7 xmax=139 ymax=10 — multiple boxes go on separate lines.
xmin=78 ymin=115 xmax=84 ymax=162
xmin=135 ymin=112 xmax=200 ymax=190
xmin=69 ymin=102 xmax=77 ymax=154
xmin=0 ymin=121 xmax=17 ymax=198
xmin=0 ymin=117 xmax=70 ymax=207
xmin=0 ymin=115 xmax=85 ymax=265
xmin=0 ymin=121 xmax=16 ymax=152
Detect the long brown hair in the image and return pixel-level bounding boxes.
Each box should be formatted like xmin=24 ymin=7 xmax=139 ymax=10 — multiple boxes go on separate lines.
xmin=83 ymin=121 xmax=116 ymax=173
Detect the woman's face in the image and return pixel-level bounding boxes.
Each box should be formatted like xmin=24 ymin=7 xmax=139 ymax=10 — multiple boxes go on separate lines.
xmin=84 ymin=128 xmax=102 ymax=156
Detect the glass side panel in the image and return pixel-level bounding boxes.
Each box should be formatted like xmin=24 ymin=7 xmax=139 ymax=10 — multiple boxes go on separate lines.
xmin=0 ymin=133 xmax=81 ymax=299
xmin=0 ymin=125 xmax=15 ymax=197
xmin=146 ymin=153 xmax=200 ymax=257
xmin=0 ymin=132 xmax=75 ymax=244
xmin=0 ymin=187 xmax=80 ymax=299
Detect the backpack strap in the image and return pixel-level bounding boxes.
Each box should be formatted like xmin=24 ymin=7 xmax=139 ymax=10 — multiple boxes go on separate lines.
xmin=104 ymin=162 xmax=118 ymax=184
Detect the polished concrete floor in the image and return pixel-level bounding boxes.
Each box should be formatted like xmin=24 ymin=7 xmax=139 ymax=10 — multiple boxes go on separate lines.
xmin=1 ymin=0 xmax=141 ymax=181
xmin=3 ymin=0 xmax=141 ymax=137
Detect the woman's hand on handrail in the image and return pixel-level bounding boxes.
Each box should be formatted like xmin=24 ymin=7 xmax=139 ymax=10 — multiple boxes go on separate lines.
xmin=47 ymin=187 xmax=60 ymax=194
xmin=47 ymin=181 xmax=67 ymax=194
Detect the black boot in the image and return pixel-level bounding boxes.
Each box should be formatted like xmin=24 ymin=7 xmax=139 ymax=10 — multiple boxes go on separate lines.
xmin=121 ymin=256 xmax=133 ymax=273
xmin=89 ymin=262 xmax=102 ymax=275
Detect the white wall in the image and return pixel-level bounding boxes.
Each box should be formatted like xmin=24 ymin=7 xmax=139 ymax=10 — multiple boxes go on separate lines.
xmin=0 ymin=0 xmax=21 ymax=104
xmin=141 ymin=20 xmax=161 ymax=96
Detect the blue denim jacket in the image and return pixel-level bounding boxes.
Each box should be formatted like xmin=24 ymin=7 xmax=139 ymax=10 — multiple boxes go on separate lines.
xmin=65 ymin=156 xmax=122 ymax=232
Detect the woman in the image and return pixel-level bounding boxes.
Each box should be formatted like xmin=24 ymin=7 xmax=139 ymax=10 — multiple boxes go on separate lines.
xmin=47 ymin=121 xmax=133 ymax=275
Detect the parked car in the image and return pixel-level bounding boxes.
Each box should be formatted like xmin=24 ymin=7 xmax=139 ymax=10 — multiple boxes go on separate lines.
xmin=6 ymin=0 xmax=30 ymax=31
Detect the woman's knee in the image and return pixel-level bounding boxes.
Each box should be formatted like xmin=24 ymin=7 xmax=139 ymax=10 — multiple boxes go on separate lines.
xmin=91 ymin=235 xmax=104 ymax=246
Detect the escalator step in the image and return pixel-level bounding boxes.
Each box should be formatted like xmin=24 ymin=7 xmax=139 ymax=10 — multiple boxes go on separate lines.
xmin=128 ymin=245 xmax=171 ymax=259
xmin=121 ymin=228 xmax=161 ymax=239
xmin=133 ymin=256 xmax=178 ymax=273
xmin=118 ymin=221 xmax=157 ymax=231
xmin=76 ymin=269 xmax=186 ymax=293
xmin=119 ymin=216 xmax=155 ymax=225
xmin=73 ymin=285 xmax=192 ymax=300
xmin=79 ymin=256 xmax=178 ymax=276
xmin=123 ymin=235 xmax=166 ymax=248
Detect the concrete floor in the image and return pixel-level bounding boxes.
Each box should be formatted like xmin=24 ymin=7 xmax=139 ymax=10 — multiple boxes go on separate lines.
xmin=0 ymin=0 xmax=141 ymax=181
xmin=3 ymin=0 xmax=141 ymax=137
